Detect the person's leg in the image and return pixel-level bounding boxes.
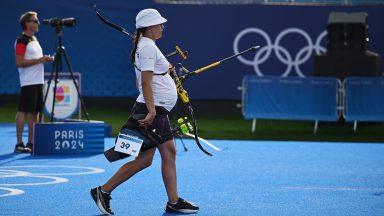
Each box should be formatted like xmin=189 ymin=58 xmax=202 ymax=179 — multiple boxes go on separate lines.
xmin=91 ymin=136 xmax=157 ymax=215
xmin=16 ymin=85 xmax=30 ymax=144
xmin=25 ymin=84 xmax=43 ymax=152
xmin=27 ymin=113 xmax=38 ymax=144
xmin=158 ymin=139 xmax=200 ymax=213
xmin=101 ymin=147 xmax=156 ymax=193
xmin=157 ymin=139 xmax=179 ymax=203
xmin=15 ymin=112 xmax=25 ymax=144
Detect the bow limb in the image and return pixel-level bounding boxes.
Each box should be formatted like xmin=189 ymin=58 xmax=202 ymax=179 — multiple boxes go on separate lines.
xmin=184 ymin=133 xmax=226 ymax=151
xmin=94 ymin=5 xmax=184 ymax=59
xmin=94 ymin=5 xmax=134 ymax=39
xmin=188 ymin=105 xmax=212 ymax=156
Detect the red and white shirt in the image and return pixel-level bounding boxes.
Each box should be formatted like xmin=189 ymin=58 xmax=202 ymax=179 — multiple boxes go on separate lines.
xmin=15 ymin=34 xmax=44 ymax=87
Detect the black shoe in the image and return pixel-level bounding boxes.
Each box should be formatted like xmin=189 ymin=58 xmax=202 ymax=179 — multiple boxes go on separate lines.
xmin=165 ymin=197 xmax=199 ymax=214
xmin=90 ymin=186 xmax=114 ymax=215
xmin=24 ymin=143 xmax=33 ymax=153
xmin=14 ymin=142 xmax=26 ymax=153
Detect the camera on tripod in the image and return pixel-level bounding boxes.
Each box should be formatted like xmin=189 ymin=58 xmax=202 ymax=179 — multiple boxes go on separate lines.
xmin=42 ymin=17 xmax=76 ymax=27
xmin=41 ymin=15 xmax=89 ymax=122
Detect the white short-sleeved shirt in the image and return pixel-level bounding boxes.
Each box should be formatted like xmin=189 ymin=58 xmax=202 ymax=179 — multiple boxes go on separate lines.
xmin=135 ymin=37 xmax=177 ymax=111
xmin=14 ymin=34 xmax=44 ymax=87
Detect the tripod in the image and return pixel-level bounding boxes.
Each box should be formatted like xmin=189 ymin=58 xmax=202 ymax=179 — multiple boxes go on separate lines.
xmin=41 ymin=25 xmax=89 ymax=122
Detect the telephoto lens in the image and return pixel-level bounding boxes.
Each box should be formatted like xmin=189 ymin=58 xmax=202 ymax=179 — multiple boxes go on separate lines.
xmin=42 ymin=17 xmax=76 ymax=27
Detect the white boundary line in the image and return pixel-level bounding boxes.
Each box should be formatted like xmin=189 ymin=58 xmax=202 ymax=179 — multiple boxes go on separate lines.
xmin=0 ymin=165 xmax=105 ymax=197
xmin=282 ymin=186 xmax=384 ymax=192
xmin=0 ymin=165 xmax=104 ymax=176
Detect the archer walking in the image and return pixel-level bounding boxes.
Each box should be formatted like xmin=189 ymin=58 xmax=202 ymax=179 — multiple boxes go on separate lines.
xmin=90 ymin=9 xmax=199 ymax=215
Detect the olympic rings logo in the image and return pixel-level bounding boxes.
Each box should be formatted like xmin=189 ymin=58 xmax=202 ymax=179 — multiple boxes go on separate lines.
xmin=0 ymin=165 xmax=104 ymax=197
xmin=233 ymin=27 xmax=327 ymax=77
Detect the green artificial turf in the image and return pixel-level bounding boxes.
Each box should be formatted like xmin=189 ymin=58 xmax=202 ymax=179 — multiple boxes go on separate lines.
xmin=1 ymin=102 xmax=383 ymax=142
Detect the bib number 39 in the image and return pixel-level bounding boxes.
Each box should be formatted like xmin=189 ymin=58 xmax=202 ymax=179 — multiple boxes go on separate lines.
xmin=114 ymin=133 xmax=143 ymax=157
xmin=120 ymin=142 xmax=130 ymax=149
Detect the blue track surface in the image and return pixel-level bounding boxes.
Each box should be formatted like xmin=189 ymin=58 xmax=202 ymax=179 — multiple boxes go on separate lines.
xmin=1 ymin=123 xmax=383 ymax=215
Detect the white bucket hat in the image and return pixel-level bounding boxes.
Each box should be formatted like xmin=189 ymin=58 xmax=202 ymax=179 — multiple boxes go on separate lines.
xmin=135 ymin=8 xmax=167 ymax=29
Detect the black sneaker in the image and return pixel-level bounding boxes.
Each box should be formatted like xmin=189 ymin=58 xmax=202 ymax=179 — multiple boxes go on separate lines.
xmin=165 ymin=197 xmax=199 ymax=214
xmin=90 ymin=186 xmax=114 ymax=215
xmin=24 ymin=143 xmax=33 ymax=153
xmin=14 ymin=142 xmax=25 ymax=153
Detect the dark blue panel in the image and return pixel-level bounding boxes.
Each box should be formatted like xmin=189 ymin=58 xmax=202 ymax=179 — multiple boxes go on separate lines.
xmin=0 ymin=0 xmax=152 ymax=96
xmin=242 ymin=76 xmax=340 ymax=121
xmin=344 ymin=77 xmax=384 ymax=121
xmin=33 ymin=121 xmax=105 ymax=155
xmin=0 ymin=2 xmax=383 ymax=99
xmin=156 ymin=4 xmax=384 ymax=99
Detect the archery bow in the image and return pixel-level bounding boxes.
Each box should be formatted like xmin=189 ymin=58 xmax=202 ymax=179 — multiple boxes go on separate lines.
xmin=94 ymin=5 xmax=213 ymax=156
xmin=173 ymin=46 xmax=260 ymax=154
xmin=169 ymin=68 xmax=213 ymax=156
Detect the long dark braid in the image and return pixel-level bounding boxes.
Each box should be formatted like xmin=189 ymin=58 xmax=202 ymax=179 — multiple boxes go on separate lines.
xmin=131 ymin=28 xmax=146 ymax=64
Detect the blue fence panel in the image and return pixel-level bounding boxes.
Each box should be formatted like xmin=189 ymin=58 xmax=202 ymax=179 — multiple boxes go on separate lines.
xmin=242 ymin=76 xmax=340 ymax=121
xmin=344 ymin=77 xmax=384 ymax=121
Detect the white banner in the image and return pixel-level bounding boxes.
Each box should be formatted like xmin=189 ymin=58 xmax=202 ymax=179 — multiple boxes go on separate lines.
xmin=44 ymin=79 xmax=79 ymax=119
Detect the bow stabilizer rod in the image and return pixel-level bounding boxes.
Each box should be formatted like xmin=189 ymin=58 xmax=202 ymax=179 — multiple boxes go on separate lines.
xmin=179 ymin=46 xmax=260 ymax=82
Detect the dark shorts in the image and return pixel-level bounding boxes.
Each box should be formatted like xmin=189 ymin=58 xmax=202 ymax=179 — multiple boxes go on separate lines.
xmin=124 ymin=102 xmax=173 ymax=141
xmin=18 ymin=84 xmax=44 ymax=113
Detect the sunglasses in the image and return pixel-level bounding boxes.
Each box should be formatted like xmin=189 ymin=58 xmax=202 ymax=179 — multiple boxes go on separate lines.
xmin=28 ymin=19 xmax=39 ymax=24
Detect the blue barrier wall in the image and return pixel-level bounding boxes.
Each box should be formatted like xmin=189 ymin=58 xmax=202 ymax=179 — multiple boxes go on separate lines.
xmin=242 ymin=76 xmax=340 ymax=121
xmin=344 ymin=77 xmax=384 ymax=121
xmin=0 ymin=2 xmax=383 ymax=99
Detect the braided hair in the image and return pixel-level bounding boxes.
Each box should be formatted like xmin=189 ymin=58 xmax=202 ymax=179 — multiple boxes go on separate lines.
xmin=130 ymin=28 xmax=146 ymax=64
